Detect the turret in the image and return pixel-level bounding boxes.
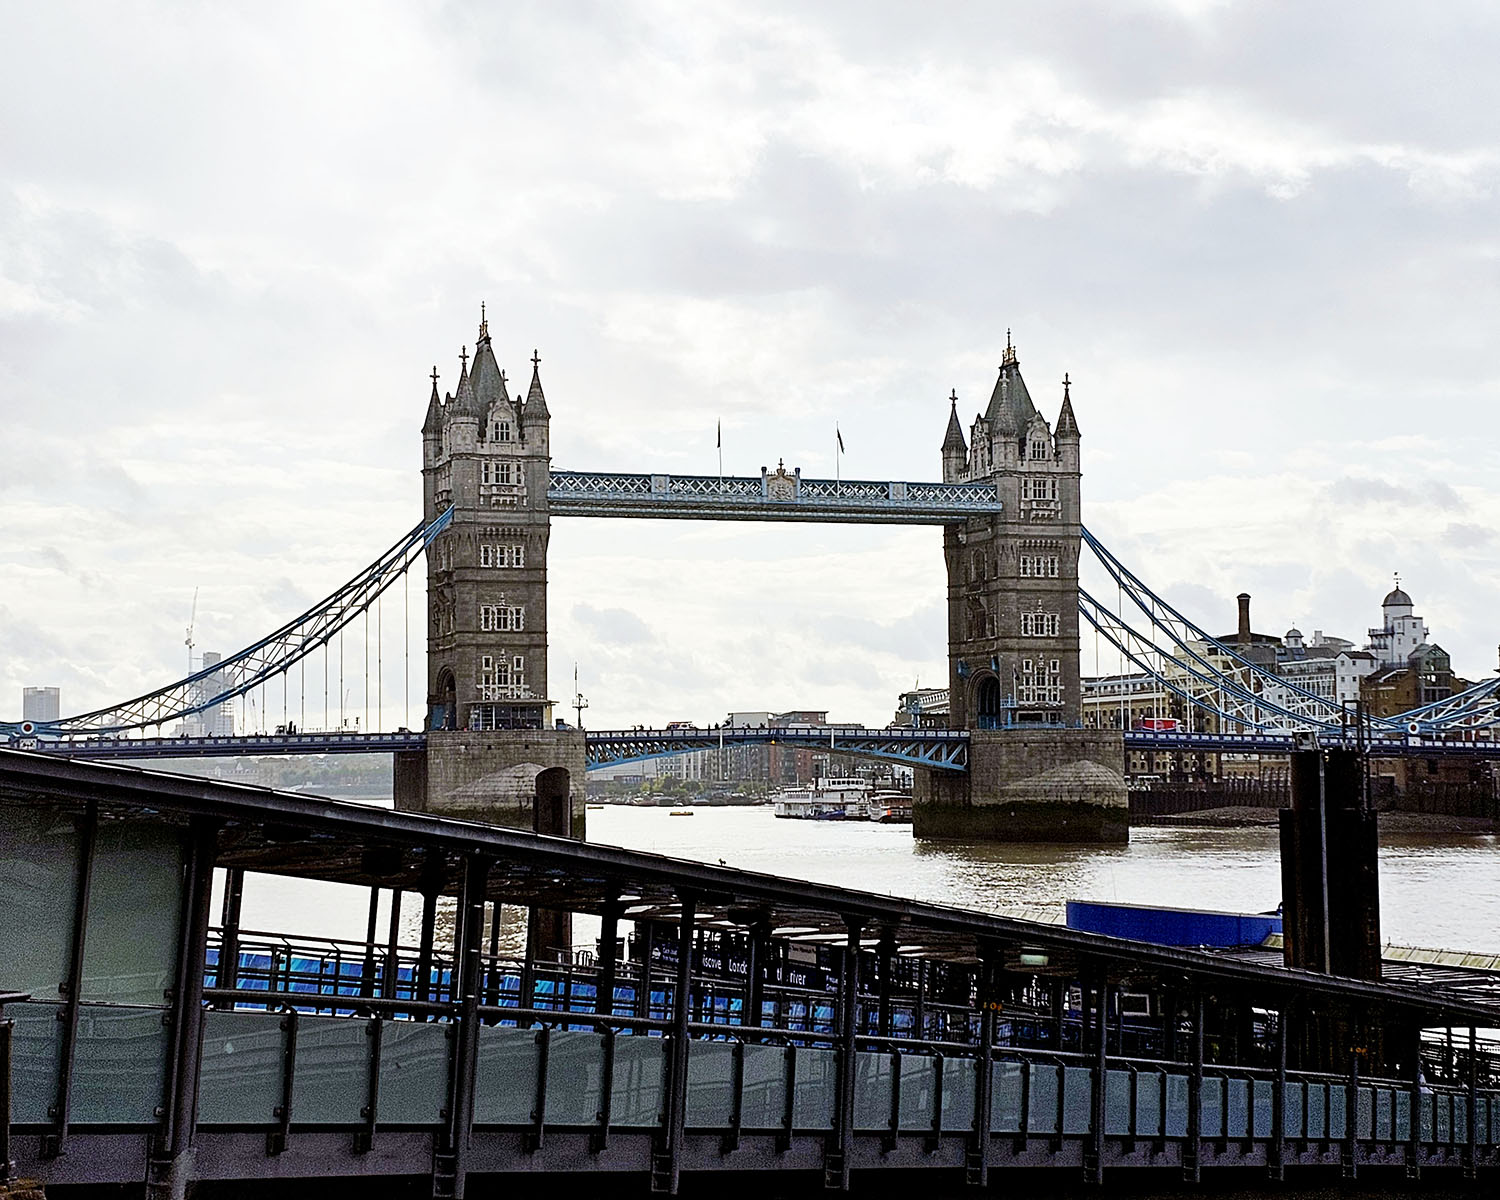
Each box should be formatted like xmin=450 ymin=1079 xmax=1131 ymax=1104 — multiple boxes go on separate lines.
xmin=469 ymin=304 xmax=513 ymax=442
xmin=1055 ymin=373 xmax=1080 ymax=472
xmin=522 ymin=349 xmax=551 ymax=455
xmin=421 ymin=367 xmax=443 ymax=459
xmin=941 ymin=389 xmax=967 ymax=481
xmin=982 ymin=331 xmax=1039 ymax=466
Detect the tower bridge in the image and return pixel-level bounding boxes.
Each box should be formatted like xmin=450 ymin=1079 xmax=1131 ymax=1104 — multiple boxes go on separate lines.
xmin=6 ymin=315 xmax=1500 ymax=843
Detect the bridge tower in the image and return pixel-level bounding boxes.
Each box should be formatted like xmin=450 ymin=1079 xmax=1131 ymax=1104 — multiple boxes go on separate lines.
xmin=396 ymin=309 xmax=585 ymax=839
xmin=917 ymin=335 xmax=1127 ymax=842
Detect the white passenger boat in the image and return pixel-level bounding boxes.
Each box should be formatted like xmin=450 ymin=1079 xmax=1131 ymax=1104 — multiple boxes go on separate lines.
xmin=772 ymin=776 xmax=872 ymax=820
xmin=864 ymin=791 xmax=913 ymax=823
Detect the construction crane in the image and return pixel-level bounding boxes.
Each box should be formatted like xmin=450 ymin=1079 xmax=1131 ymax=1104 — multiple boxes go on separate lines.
xmin=185 ymin=587 xmax=198 ymax=676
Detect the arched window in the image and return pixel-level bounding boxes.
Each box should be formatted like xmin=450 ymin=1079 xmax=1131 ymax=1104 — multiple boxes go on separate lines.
xmin=975 ymin=676 xmax=1002 ymax=730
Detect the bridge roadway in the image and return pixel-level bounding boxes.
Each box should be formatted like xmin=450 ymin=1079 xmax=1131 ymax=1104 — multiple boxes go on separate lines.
xmin=9 ymin=725 xmax=1498 ymax=768
xmin=2 ymin=749 xmax=1498 ymax=1196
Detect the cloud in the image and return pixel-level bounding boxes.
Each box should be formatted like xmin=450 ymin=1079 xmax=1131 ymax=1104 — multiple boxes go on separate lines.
xmin=4 ymin=1 xmax=1500 ymax=726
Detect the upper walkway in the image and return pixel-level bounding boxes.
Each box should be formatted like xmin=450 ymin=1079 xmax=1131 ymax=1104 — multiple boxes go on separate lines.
xmin=1 ymin=749 xmax=1497 ymax=1196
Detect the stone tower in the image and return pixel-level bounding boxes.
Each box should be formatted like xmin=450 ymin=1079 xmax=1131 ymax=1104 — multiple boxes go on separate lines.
xmin=939 ymin=333 xmax=1082 ymax=728
xmin=422 ymin=310 xmax=553 ymax=732
xmin=399 ymin=309 xmax=584 ymax=838
xmin=917 ymin=334 xmax=1126 ymax=843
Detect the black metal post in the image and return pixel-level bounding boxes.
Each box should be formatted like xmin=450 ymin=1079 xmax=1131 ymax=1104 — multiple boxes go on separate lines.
xmin=657 ymin=893 xmax=698 ymax=1195
xmin=1089 ymin=975 xmax=1109 ymax=1185
xmin=877 ymin=933 xmax=894 ymax=1039
xmin=746 ymin=920 xmax=768 ymax=1029
xmin=383 ymin=887 xmax=403 ymax=1002
xmin=1185 ymin=991 xmax=1204 ymax=1183
xmin=829 ymin=916 xmax=863 ymax=1192
xmin=1271 ymin=1004 xmax=1287 ymax=1180
xmin=1051 ymin=979 xmax=1065 ymax=1051
xmin=218 ymin=866 xmax=244 ymax=995
xmin=440 ymin=855 xmax=490 ymax=1198
xmin=44 ymin=799 xmax=98 ymax=1160
xmin=418 ymin=885 xmax=438 ymax=1016
xmin=597 ymin=897 xmax=622 ymax=1018
xmin=969 ymin=947 xmax=997 ymax=1187
xmin=484 ymin=901 xmax=502 ymax=1012
xmin=914 ymin=958 xmax=928 ymax=1041
xmin=0 ymin=992 xmax=21 ymax=1186
xmin=1465 ymin=1026 xmax=1478 ymax=1178
xmin=153 ymin=817 xmax=219 ymax=1194
xmin=360 ymin=886 xmax=380 ymax=998
xmin=636 ymin=920 xmax=656 ymax=1028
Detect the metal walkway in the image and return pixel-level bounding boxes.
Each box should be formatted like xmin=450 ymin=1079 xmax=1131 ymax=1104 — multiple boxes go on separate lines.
xmin=2 ymin=750 xmax=1497 ymax=1196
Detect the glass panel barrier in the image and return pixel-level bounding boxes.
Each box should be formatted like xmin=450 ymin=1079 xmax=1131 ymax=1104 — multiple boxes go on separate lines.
xmin=0 ymin=806 xmax=80 ymax=999
xmin=1328 ymin=1084 xmax=1347 ymax=1140
xmin=940 ymin=1057 xmax=975 ymax=1132
xmin=1394 ymin=1089 xmax=1411 ymax=1143
xmin=1200 ymin=1077 xmax=1224 ymax=1139
xmin=1252 ymin=1079 xmax=1273 ymax=1138
xmin=1225 ymin=1077 xmax=1249 ymax=1138
xmin=1282 ymin=1082 xmax=1303 ymax=1138
xmin=81 ymin=823 xmax=185 ymax=1007
xmin=738 ymin=1043 xmax=784 ymax=1131
xmin=1306 ymin=1083 xmax=1326 ymax=1139
xmin=684 ymin=1040 xmax=736 ymax=1129
xmin=1062 ymin=1066 xmax=1092 ymax=1135
xmin=292 ymin=1015 xmax=371 ymax=1125
xmin=610 ymin=1036 xmax=666 ymax=1127
xmin=377 ymin=1022 xmax=449 ymax=1125
xmin=474 ymin=1026 xmax=539 ymax=1125
xmin=71 ymin=1005 xmax=170 ymax=1124
xmin=199 ymin=1010 xmax=283 ymax=1125
xmin=1355 ymin=1085 xmax=1373 ymax=1140
xmin=1135 ymin=1071 xmax=1163 ymax=1138
xmin=991 ymin=1060 xmax=1022 ymax=1133
xmin=853 ymin=1051 xmax=893 ymax=1131
xmin=1104 ymin=1069 xmax=1132 ymax=1136
xmin=544 ymin=1031 xmax=605 ymax=1126
xmin=9 ymin=1001 xmax=63 ymax=1125
xmin=791 ymin=1048 xmax=836 ymax=1131
xmin=897 ymin=1053 xmax=936 ymax=1131
xmin=1027 ymin=1065 xmax=1058 ymax=1134
xmin=1164 ymin=1074 xmax=1189 ymax=1138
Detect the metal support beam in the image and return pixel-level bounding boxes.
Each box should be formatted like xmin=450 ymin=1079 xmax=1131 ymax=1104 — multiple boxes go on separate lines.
xmin=597 ymin=897 xmax=622 ymax=1018
xmin=968 ymin=947 xmax=997 ymax=1188
xmin=218 ymin=866 xmax=244 ymax=995
xmin=829 ymin=916 xmax=863 ymax=1192
xmin=1185 ymin=991 xmax=1204 ymax=1183
xmin=43 ymin=799 xmax=97 ymax=1160
xmin=438 ymin=855 xmax=490 ymax=1199
xmin=655 ymin=893 xmax=697 ymax=1195
xmin=383 ymin=888 xmax=403 ymax=1002
xmin=1089 ymin=974 xmax=1109 ymax=1185
xmin=361 ymin=887 xmax=380 ymax=999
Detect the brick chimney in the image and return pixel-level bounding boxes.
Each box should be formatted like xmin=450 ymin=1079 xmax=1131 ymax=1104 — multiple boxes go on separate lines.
xmin=1237 ymin=593 xmax=1252 ymax=645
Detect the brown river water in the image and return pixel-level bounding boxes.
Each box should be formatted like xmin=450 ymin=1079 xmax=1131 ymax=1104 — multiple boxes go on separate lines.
xmin=225 ymin=802 xmax=1500 ymax=957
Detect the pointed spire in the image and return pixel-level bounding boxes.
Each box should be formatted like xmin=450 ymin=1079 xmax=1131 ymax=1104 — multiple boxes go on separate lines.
xmin=942 ymin=388 xmax=967 ymax=452
xmin=469 ymin=324 xmax=509 ymax=416
xmin=1056 ymin=371 xmax=1080 ymax=439
xmin=451 ymin=344 xmax=483 ymax=421
xmin=984 ymin=329 xmax=1037 ymax=434
xmin=422 ymin=365 xmax=443 ymax=434
xmin=478 ymin=301 xmax=489 ymax=342
xmin=524 ymin=347 xmax=550 ymax=419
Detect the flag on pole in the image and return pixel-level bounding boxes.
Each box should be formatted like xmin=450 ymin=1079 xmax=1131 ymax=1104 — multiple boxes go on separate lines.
xmin=837 ymin=426 xmax=845 ymax=454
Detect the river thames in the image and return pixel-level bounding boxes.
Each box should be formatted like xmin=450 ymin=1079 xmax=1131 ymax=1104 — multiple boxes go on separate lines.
xmin=230 ymin=801 xmax=1500 ymax=957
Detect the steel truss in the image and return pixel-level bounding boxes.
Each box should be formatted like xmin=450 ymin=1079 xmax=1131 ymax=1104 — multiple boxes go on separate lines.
xmin=548 ymin=469 xmax=1005 ymax=524
xmin=3 ymin=509 xmax=453 ymax=737
xmin=1079 ymin=527 xmax=1500 ymax=735
xmin=584 ymin=726 xmax=969 ymax=772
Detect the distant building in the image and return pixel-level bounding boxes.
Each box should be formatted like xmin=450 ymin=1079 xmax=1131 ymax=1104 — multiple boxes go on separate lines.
xmin=181 ymin=652 xmax=235 ymax=737
xmin=22 ymin=686 xmax=60 ymax=723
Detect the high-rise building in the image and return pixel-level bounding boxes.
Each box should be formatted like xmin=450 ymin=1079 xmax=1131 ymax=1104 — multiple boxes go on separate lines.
xmin=22 ymin=686 xmax=60 ymax=723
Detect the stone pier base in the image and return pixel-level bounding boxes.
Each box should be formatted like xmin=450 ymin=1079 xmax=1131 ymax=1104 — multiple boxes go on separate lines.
xmin=395 ymin=729 xmax=588 ymax=838
xmin=914 ymin=728 xmax=1128 ymax=844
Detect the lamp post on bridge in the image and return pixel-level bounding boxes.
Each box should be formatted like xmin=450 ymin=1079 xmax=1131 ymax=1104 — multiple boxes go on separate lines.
xmin=573 ymin=662 xmax=588 ymax=731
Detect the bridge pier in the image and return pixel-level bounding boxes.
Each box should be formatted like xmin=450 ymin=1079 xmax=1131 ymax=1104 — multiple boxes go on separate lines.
xmin=394 ymin=730 xmax=587 ymax=837
xmin=914 ymin=729 xmax=1128 ymax=843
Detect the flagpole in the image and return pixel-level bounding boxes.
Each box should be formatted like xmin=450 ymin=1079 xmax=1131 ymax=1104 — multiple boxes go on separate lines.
xmin=717 ymin=420 xmax=723 ymax=485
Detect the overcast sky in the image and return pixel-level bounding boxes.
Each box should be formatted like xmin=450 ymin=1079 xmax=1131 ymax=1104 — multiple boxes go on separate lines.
xmin=3 ymin=0 xmax=1499 ymax=730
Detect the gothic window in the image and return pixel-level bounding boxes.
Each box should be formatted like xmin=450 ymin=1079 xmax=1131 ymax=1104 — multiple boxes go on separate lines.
xmin=479 ymin=543 xmax=526 ymax=568
xmin=480 ymin=604 xmax=525 ymax=632
xmin=1029 ymin=439 xmax=1049 ymax=460
xmin=1018 ymin=553 xmax=1060 ymax=578
xmin=1022 ymin=476 xmax=1058 ymax=502
xmin=492 ymin=418 xmax=513 ymax=442
xmin=1020 ymin=611 xmax=1060 ymax=637
xmin=1017 ymin=655 xmax=1063 ymax=704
